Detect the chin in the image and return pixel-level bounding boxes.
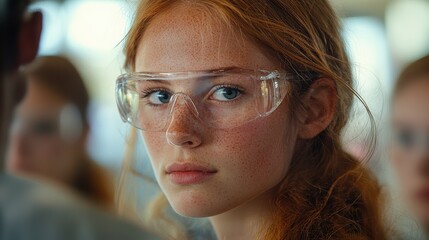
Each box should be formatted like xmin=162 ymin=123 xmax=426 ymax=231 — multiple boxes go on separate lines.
xmin=172 ymin=205 xmax=212 ymax=218
xmin=167 ymin=195 xmax=214 ymax=217
xmin=410 ymin=204 xmax=429 ymax=224
xmin=165 ymin=191 xmax=233 ymax=218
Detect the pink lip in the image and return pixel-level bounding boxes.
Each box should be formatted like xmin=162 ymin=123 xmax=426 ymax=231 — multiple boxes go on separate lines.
xmin=165 ymin=163 xmax=217 ymax=185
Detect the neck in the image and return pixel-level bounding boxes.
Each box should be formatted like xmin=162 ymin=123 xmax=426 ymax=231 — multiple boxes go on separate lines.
xmin=209 ymin=189 xmax=275 ymax=240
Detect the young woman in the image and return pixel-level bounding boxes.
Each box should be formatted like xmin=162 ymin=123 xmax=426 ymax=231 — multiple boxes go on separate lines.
xmin=116 ymin=0 xmax=386 ymax=239
xmin=6 ymin=56 xmax=114 ymax=208
xmin=390 ymin=55 xmax=429 ymax=235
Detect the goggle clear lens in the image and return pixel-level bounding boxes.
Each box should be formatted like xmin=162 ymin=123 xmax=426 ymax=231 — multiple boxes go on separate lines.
xmin=115 ymin=68 xmax=293 ymax=131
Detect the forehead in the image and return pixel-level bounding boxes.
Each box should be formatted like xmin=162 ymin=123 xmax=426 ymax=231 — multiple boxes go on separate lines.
xmin=393 ymin=78 xmax=429 ymax=128
xmin=18 ymin=80 xmax=66 ymax=112
xmin=135 ymin=4 xmax=277 ymax=72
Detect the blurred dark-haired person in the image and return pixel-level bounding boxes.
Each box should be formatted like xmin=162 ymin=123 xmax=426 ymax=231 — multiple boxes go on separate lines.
xmin=6 ymin=56 xmax=114 ymax=208
xmin=0 ymin=1 xmax=157 ymax=239
xmin=390 ymin=55 xmax=429 ymax=235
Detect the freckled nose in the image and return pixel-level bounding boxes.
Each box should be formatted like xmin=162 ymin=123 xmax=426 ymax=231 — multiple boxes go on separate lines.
xmin=165 ymin=94 xmax=203 ymax=148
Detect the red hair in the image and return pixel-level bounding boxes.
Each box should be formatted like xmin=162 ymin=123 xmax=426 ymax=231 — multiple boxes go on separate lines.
xmin=393 ymin=55 xmax=429 ymax=96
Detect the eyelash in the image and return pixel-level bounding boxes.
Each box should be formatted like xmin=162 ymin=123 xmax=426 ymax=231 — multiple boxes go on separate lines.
xmin=138 ymin=88 xmax=171 ymax=99
xmin=137 ymin=84 xmax=245 ymax=102
xmin=210 ymin=84 xmax=244 ymax=100
xmin=213 ymin=84 xmax=242 ymax=91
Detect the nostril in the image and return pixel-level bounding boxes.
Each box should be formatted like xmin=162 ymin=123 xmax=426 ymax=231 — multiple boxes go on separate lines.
xmin=165 ymin=131 xmax=202 ymax=148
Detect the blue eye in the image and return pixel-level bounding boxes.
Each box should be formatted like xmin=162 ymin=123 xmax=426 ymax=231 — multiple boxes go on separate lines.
xmin=33 ymin=120 xmax=57 ymax=135
xmin=212 ymin=87 xmax=241 ymax=101
xmin=395 ymin=130 xmax=416 ymax=149
xmin=148 ymin=90 xmax=172 ymax=105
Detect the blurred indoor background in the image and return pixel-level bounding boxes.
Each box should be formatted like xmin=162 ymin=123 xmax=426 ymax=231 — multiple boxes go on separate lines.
xmin=26 ymin=0 xmax=429 ymax=177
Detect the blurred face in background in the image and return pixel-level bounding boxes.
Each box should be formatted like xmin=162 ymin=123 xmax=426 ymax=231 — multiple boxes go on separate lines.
xmin=6 ymin=79 xmax=83 ymax=185
xmin=391 ymin=76 xmax=429 ymax=226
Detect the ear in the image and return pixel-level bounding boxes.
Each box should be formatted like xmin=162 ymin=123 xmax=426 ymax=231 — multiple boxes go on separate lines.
xmin=19 ymin=11 xmax=43 ymax=66
xmin=297 ymin=78 xmax=337 ymax=139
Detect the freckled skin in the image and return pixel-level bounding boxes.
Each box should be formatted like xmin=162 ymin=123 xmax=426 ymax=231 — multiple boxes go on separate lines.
xmin=391 ymin=78 xmax=429 ymax=225
xmin=135 ymin=5 xmax=297 ymax=217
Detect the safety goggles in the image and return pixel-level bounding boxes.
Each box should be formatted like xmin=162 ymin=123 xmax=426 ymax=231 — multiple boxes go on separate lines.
xmin=115 ymin=67 xmax=295 ymax=131
xmin=10 ymin=104 xmax=83 ymax=142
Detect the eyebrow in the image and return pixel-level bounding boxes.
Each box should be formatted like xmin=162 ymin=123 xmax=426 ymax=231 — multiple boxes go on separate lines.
xmin=134 ymin=66 xmax=244 ymax=86
xmin=137 ymin=66 xmax=243 ymax=74
xmin=139 ymin=79 xmax=173 ymax=87
xmin=205 ymin=66 xmax=242 ymax=72
xmin=143 ymin=77 xmax=222 ymax=87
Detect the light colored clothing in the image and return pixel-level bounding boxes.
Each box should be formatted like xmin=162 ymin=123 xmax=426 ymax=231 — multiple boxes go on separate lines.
xmin=0 ymin=173 xmax=158 ymax=240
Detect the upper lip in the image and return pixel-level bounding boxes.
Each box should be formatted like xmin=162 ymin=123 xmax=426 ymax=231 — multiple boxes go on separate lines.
xmin=165 ymin=163 xmax=217 ymax=174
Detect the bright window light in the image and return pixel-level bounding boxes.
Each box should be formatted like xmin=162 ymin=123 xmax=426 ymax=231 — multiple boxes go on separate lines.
xmin=29 ymin=1 xmax=64 ymax=55
xmin=386 ymin=0 xmax=429 ymax=62
xmin=65 ymin=0 xmax=129 ymax=54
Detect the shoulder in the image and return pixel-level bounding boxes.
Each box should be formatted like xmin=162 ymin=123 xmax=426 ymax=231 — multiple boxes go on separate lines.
xmin=0 ymin=173 xmax=159 ymax=240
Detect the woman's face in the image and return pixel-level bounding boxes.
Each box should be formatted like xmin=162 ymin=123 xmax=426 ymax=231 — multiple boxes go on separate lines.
xmin=391 ymin=77 xmax=429 ymax=225
xmin=135 ymin=5 xmax=297 ymax=217
xmin=6 ymin=80 xmax=81 ymax=185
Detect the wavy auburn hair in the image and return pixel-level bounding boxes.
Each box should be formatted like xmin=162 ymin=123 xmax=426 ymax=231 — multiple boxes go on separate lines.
xmin=393 ymin=55 xmax=429 ymax=96
xmin=121 ymin=0 xmax=386 ymax=239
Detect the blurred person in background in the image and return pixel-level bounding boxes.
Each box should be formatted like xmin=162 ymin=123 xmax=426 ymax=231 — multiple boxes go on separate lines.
xmin=6 ymin=56 xmax=114 ymax=208
xmin=390 ymin=55 xmax=429 ymax=236
xmin=0 ymin=0 xmax=157 ymax=239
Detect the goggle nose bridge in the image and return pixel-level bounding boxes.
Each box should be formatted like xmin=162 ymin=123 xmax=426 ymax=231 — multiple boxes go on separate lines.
xmin=167 ymin=93 xmax=200 ymax=119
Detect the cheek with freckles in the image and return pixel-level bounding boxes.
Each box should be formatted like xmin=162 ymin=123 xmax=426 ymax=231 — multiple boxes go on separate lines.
xmin=210 ymin=114 xmax=295 ymax=190
xmin=391 ymin=149 xmax=429 ymax=222
xmin=140 ymin=131 xmax=167 ymax=178
xmin=391 ymin=148 xmax=420 ymax=194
